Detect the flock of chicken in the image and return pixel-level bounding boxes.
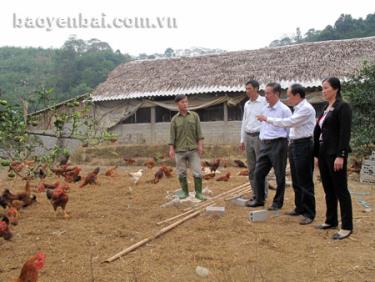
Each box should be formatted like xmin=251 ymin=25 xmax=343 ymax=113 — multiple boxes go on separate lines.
xmin=0 ymin=154 xmax=249 ymax=281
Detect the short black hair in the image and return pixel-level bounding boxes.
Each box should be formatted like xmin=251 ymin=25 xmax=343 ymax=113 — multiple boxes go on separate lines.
xmin=323 ymin=77 xmax=341 ymax=98
xmin=266 ymin=82 xmax=282 ymax=95
xmin=174 ymin=94 xmax=187 ymax=103
xmin=245 ymin=80 xmax=259 ymax=90
xmin=290 ymin=83 xmax=305 ymax=98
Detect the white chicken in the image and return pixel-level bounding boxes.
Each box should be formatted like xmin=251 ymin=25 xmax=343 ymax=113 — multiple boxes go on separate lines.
xmin=128 ymin=169 xmax=144 ymax=185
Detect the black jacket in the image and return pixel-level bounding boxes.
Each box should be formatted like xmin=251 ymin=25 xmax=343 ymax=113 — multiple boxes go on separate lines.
xmin=313 ymin=98 xmax=352 ymax=158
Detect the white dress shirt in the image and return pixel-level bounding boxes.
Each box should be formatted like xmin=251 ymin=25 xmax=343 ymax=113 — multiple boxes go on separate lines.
xmin=240 ymin=95 xmax=267 ymax=143
xmin=266 ymin=99 xmax=316 ymax=140
xmin=259 ymin=100 xmax=292 ymax=140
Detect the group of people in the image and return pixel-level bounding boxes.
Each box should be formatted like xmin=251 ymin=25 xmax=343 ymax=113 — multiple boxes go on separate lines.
xmin=168 ymin=77 xmax=353 ymax=240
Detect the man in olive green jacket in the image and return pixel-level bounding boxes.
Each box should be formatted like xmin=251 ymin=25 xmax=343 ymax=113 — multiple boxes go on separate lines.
xmin=169 ymin=94 xmax=205 ymax=201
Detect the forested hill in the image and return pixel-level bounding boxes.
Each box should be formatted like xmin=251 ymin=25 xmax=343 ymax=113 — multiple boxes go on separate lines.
xmin=270 ymin=12 xmax=375 ymax=47
xmin=0 ymin=36 xmax=131 ymax=111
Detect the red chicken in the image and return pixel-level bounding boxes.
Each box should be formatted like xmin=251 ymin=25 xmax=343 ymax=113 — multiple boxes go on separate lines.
xmin=6 ymin=207 xmax=19 ymax=225
xmin=13 ymin=251 xmax=46 ymax=282
xmin=234 ymin=160 xmax=247 ymax=168
xmin=152 ymin=168 xmax=164 ymax=184
xmin=238 ymin=169 xmax=249 ymax=176
xmin=46 ymin=186 xmax=69 ymax=219
xmin=160 ymin=165 xmax=173 ymax=178
xmin=80 ymin=167 xmax=100 ymax=188
xmin=144 ymin=159 xmax=156 ymax=169
xmin=203 ymin=172 xmax=216 ymax=180
xmin=64 ymin=167 xmax=82 ymax=183
xmin=204 ymin=159 xmax=221 ymax=173
xmin=216 ymin=172 xmax=231 ymax=182
xmin=123 ymin=157 xmax=136 ymax=165
xmin=105 ymin=166 xmax=118 ymax=177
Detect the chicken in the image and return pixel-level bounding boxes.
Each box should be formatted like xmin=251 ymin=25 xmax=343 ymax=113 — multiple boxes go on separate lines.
xmin=64 ymin=167 xmax=82 ymax=183
xmin=123 ymin=157 xmax=136 ymax=165
xmin=9 ymin=161 xmax=25 ymax=173
xmin=204 ymin=159 xmax=221 ymax=173
xmin=348 ymin=159 xmax=361 ymax=173
xmin=0 ymin=195 xmax=8 ymax=209
xmin=50 ymin=164 xmax=71 ymax=177
xmin=128 ymin=169 xmax=144 ymax=185
xmin=144 ymin=159 xmax=156 ymax=169
xmin=46 ymin=186 xmax=69 ymax=219
xmin=152 ymin=168 xmax=164 ymax=184
xmin=234 ymin=160 xmax=247 ymax=168
xmin=203 ymin=172 xmax=216 ymax=180
xmin=0 ymin=215 xmax=12 ymax=240
xmin=216 ymin=172 xmax=231 ymax=182
xmin=35 ymin=164 xmax=48 ymax=180
xmin=105 ymin=166 xmax=118 ymax=177
xmin=59 ymin=154 xmax=70 ymax=166
xmin=80 ymin=167 xmax=100 ymax=188
xmin=13 ymin=251 xmax=46 ymax=282
xmin=6 ymin=207 xmax=19 ymax=225
xmin=2 ymin=181 xmax=37 ymax=208
xmin=160 ymin=165 xmax=173 ymax=178
xmin=237 ymin=169 xmax=249 ymax=176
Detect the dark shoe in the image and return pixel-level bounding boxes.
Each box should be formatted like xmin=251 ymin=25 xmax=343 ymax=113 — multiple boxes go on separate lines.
xmin=246 ymin=200 xmax=264 ymax=208
xmin=286 ymin=210 xmax=301 ymax=216
xmin=267 ymin=205 xmax=279 ymax=211
xmin=315 ymin=223 xmax=338 ymax=230
xmin=332 ymin=230 xmax=352 ymax=240
xmin=299 ymin=217 xmax=313 ymax=225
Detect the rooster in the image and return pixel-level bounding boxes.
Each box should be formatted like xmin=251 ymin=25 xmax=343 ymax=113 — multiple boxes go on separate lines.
xmin=204 ymin=159 xmax=221 ymax=173
xmin=237 ymin=169 xmax=249 ymax=176
xmin=216 ymin=172 xmax=231 ymax=182
xmin=64 ymin=167 xmax=81 ymax=183
xmin=129 ymin=169 xmax=144 ymax=185
xmin=13 ymin=251 xmax=46 ymax=282
xmin=46 ymin=186 xmax=69 ymax=219
xmin=144 ymin=159 xmax=156 ymax=169
xmin=105 ymin=166 xmax=118 ymax=177
xmin=2 ymin=181 xmax=37 ymax=208
xmin=234 ymin=160 xmax=247 ymax=168
xmin=80 ymin=167 xmax=100 ymax=188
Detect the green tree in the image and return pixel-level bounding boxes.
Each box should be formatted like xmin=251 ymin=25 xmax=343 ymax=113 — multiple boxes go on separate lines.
xmin=344 ymin=63 xmax=375 ymax=158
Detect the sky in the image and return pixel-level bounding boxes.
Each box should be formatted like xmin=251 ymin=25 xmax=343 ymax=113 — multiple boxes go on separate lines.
xmin=1 ymin=0 xmax=374 ymax=56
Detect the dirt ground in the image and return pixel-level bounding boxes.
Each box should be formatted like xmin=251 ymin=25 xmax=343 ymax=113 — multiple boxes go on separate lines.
xmin=0 ymin=163 xmax=374 ymax=282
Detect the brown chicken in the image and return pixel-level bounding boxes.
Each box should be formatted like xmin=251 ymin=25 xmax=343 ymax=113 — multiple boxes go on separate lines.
xmin=9 ymin=161 xmax=25 ymax=173
xmin=237 ymin=169 xmax=249 ymax=176
xmin=46 ymin=186 xmax=69 ymax=219
xmin=148 ymin=167 xmax=164 ymax=184
xmin=0 ymin=215 xmax=13 ymax=240
xmin=2 ymin=181 xmax=37 ymax=208
xmin=204 ymin=159 xmax=221 ymax=173
xmin=64 ymin=167 xmax=82 ymax=183
xmin=123 ymin=157 xmax=136 ymax=165
xmin=50 ymin=164 xmax=71 ymax=177
xmin=6 ymin=207 xmax=19 ymax=225
xmin=13 ymin=251 xmax=46 ymax=282
xmin=216 ymin=172 xmax=231 ymax=182
xmin=203 ymin=172 xmax=216 ymax=180
xmin=160 ymin=165 xmax=173 ymax=178
xmin=80 ymin=167 xmax=100 ymax=188
xmin=144 ymin=159 xmax=156 ymax=169
xmin=105 ymin=166 xmax=118 ymax=177
xmin=234 ymin=160 xmax=247 ymax=168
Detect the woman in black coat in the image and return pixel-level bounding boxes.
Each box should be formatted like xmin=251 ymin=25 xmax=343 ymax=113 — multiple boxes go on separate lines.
xmin=313 ymin=77 xmax=353 ymax=240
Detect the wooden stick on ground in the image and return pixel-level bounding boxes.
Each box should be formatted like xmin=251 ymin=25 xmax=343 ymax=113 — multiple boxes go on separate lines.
xmin=104 ymin=209 xmax=203 ymax=263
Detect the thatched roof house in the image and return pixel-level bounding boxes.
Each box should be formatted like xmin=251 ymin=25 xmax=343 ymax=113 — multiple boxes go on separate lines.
xmin=92 ymin=36 xmax=375 ymax=101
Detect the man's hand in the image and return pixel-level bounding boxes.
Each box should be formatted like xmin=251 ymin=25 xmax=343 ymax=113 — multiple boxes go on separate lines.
xmin=239 ymin=143 xmax=245 ymax=151
xmin=169 ymin=147 xmax=175 ymax=160
xmin=334 ymin=157 xmax=344 ymax=171
xmin=314 ymin=157 xmax=319 ymax=168
xmin=256 ymin=115 xmax=268 ymax=122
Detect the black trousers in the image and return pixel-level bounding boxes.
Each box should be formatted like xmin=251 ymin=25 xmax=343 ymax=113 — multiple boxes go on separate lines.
xmin=318 ymin=149 xmax=353 ymax=230
xmin=289 ymin=139 xmax=316 ymax=219
xmin=255 ymin=138 xmax=288 ymax=208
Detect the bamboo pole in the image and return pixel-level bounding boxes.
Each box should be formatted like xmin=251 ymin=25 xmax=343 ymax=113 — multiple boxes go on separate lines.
xmin=104 ymin=209 xmax=202 ymax=263
xmin=224 ymin=187 xmax=251 ymax=201
xmin=157 ymin=183 xmax=250 ymax=225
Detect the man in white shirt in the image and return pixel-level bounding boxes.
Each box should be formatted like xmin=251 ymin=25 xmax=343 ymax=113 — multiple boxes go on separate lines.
xmin=257 ymin=83 xmax=316 ymax=224
xmin=247 ymin=82 xmax=292 ymax=210
xmin=240 ymin=80 xmax=267 ymax=200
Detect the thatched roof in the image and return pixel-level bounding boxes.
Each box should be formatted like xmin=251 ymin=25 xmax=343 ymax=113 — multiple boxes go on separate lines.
xmin=92 ymin=37 xmax=375 ymax=101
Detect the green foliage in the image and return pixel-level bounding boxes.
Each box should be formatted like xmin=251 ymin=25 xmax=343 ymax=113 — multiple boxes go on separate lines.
xmin=270 ymin=12 xmax=375 ymax=46
xmin=343 ymin=63 xmax=375 ymax=158
xmin=0 ymin=36 xmax=132 ymax=110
